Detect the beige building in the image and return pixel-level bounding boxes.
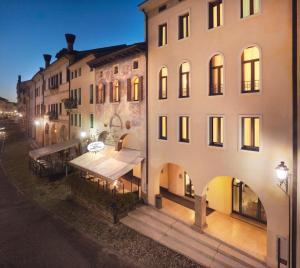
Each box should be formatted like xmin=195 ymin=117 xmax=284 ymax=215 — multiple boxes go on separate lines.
xmin=139 ymin=0 xmax=296 ymax=267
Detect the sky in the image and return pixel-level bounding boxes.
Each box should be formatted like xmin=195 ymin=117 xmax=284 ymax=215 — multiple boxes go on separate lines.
xmin=0 ymin=0 xmax=144 ymax=102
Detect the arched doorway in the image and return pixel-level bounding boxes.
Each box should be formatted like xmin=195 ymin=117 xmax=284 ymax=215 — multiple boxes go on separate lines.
xmin=45 ymin=123 xmax=50 ymax=146
xmin=98 ymin=130 xmax=109 ymax=143
xmin=204 ymin=176 xmax=267 ymax=259
xmin=59 ymin=125 xmax=67 ymax=142
xmin=158 ymin=163 xmax=195 ymax=225
xmin=50 ymin=124 xmax=57 ymax=144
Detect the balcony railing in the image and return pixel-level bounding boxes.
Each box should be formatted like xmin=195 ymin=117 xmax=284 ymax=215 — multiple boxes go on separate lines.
xmin=47 ymin=111 xmax=58 ymax=121
xmin=242 ymin=80 xmax=260 ymax=92
xmin=63 ymin=98 xmax=78 ymax=110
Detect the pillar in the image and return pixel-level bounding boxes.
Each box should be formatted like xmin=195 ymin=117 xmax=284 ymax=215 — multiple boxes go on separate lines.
xmin=193 ymin=194 xmax=207 ymax=233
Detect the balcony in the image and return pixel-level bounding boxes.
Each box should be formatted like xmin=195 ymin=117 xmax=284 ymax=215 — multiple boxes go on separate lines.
xmin=63 ymin=98 xmax=77 ymax=110
xmin=47 ymin=111 xmax=58 ymax=121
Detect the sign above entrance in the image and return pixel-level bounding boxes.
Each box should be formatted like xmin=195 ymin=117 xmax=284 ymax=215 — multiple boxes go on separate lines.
xmin=87 ymin=141 xmax=105 ymax=153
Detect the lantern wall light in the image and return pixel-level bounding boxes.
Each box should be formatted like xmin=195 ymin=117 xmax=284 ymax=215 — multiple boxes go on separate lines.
xmin=275 ymin=161 xmax=289 ymax=194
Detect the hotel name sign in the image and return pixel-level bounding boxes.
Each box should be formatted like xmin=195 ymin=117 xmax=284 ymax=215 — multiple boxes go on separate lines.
xmin=87 ymin=141 xmax=105 ymax=153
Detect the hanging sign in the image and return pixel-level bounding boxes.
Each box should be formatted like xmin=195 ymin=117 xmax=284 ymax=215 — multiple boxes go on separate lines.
xmin=87 ymin=141 xmax=105 ymax=153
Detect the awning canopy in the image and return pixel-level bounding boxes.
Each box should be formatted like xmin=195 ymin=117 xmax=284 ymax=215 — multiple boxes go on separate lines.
xmin=29 ymin=139 xmax=80 ymax=160
xmin=69 ymin=145 xmax=144 ymax=182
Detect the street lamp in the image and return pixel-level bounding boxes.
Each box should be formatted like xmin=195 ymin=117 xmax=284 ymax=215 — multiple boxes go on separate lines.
xmin=34 ymin=120 xmax=40 ymax=126
xmin=80 ymin=131 xmax=87 ymax=139
xmin=276 ymin=161 xmax=289 ymax=194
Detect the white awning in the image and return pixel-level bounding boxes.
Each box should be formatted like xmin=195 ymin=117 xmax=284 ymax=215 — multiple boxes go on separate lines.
xmin=69 ymin=145 xmax=144 ymax=182
xmin=29 ymin=139 xmax=80 ymax=160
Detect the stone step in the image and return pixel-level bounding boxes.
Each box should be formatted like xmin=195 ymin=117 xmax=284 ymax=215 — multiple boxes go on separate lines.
xmin=122 ymin=206 xmax=267 ymax=268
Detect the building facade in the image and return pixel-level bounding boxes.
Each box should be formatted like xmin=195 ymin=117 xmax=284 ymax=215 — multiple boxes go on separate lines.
xmin=140 ymin=0 xmax=293 ymax=267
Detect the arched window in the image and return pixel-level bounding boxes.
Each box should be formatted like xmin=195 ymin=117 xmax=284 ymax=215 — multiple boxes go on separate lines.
xmin=112 ymin=80 xmax=120 ymax=102
xmin=241 ymin=46 xmax=260 ymax=93
xmin=209 ymin=54 xmax=224 ymax=95
xmin=179 ymin=62 xmax=190 ymax=98
xmin=132 ymin=77 xmax=139 ymax=101
xmin=159 ymin=67 xmax=168 ymax=99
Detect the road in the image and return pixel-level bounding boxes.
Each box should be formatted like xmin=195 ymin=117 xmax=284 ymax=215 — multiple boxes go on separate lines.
xmin=0 ymin=164 xmax=136 ymax=268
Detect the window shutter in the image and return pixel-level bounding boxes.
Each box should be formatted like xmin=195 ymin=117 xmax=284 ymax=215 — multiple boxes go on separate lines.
xmin=127 ymin=78 xmax=132 ymax=101
xmin=139 ymin=76 xmax=144 ymax=101
xmin=96 ymin=85 xmax=99 ymax=104
xmin=109 ymin=82 xmax=113 ymax=103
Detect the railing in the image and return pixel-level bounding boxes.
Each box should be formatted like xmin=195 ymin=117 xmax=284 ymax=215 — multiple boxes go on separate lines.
xmin=242 ymin=80 xmax=260 ymax=92
xmin=63 ymin=98 xmax=77 ymax=110
xmin=47 ymin=111 xmax=58 ymax=121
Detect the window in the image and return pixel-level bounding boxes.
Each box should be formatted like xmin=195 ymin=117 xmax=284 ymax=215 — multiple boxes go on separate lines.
xmin=75 ymin=70 xmax=77 ymax=78
xmin=159 ymin=116 xmax=167 ymax=140
xmin=209 ymin=0 xmax=223 ymax=29
xmin=78 ymin=114 xmax=81 ymax=127
xmin=78 ymin=68 xmax=81 ymax=76
xmin=241 ymin=0 xmax=260 ymax=18
xmin=158 ymin=4 xmax=167 ymax=12
xmin=209 ymin=116 xmax=224 ymax=147
xmin=241 ymin=46 xmax=260 ymax=93
xmin=178 ymin=13 xmax=189 ymax=39
xmin=97 ymin=84 xmax=106 ymax=104
xmin=132 ymin=77 xmax=139 ymax=101
xmin=114 ymin=66 xmax=118 ymax=74
xmin=90 ymin=114 xmax=94 ymax=128
xmin=78 ymin=88 xmax=81 ymax=105
xmin=74 ymin=89 xmax=77 ymax=103
xmin=133 ymin=61 xmax=139 ymax=69
xmin=179 ymin=116 xmax=190 ymax=143
xmin=209 ymin=54 xmax=224 ymax=95
xmin=99 ymin=71 xmax=103 ymax=78
xmin=158 ymin=24 xmax=167 ymax=47
xmin=241 ymin=117 xmax=260 ymax=151
xmin=71 ymin=72 xmax=74 ymax=80
xmin=59 ymin=103 xmax=62 ymax=115
xmin=74 ymin=114 xmax=78 ymax=127
xmin=111 ymin=80 xmax=120 ymax=102
xmin=89 ymin=84 xmax=94 ymax=104
xmin=179 ymin=62 xmax=190 ymax=98
xmin=159 ymin=67 xmax=168 ymax=99
xmin=59 ymin=72 xmax=62 ymax=84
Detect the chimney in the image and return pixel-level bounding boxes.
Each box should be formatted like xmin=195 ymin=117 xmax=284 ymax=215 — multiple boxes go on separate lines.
xmin=18 ymin=75 xmax=21 ymax=83
xmin=65 ymin=33 xmax=76 ymax=51
xmin=43 ymin=54 xmax=52 ymax=68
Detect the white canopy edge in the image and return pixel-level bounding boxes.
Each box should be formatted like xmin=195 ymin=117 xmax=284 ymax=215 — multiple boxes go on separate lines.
xmin=69 ymin=145 xmax=144 ymax=182
xmin=29 ymin=139 xmax=80 ymax=160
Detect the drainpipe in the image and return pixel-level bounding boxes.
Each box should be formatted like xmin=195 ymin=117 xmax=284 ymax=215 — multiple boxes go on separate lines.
xmin=291 ymin=0 xmax=298 ymax=267
xmin=42 ymin=72 xmax=45 ymax=146
xmin=68 ymin=59 xmax=71 ymax=140
xmin=143 ymin=9 xmax=149 ymax=196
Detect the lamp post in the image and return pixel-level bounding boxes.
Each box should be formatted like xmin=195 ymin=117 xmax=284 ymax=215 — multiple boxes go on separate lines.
xmin=276 ymin=161 xmax=289 ymax=194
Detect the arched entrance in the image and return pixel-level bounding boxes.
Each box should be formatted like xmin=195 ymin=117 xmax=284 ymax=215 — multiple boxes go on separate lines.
xmin=204 ymin=176 xmax=267 ymax=259
xmin=98 ymin=131 xmax=109 ymax=143
xmin=50 ymin=124 xmax=57 ymax=144
xmin=158 ymin=163 xmax=195 ymax=225
xmin=59 ymin=125 xmax=67 ymax=142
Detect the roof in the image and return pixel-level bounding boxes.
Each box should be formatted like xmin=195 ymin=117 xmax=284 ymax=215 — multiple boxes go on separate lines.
xmin=88 ymin=42 xmax=146 ymax=69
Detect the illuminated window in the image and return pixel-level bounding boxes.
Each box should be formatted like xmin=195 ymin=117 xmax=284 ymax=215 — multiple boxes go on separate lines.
xmin=179 ymin=62 xmax=190 ymax=98
xmin=132 ymin=77 xmax=139 ymax=101
xmin=179 ymin=116 xmax=190 ymax=143
xmin=112 ymin=80 xmax=120 ymax=102
xmin=209 ymin=116 xmax=224 ymax=147
xmin=159 ymin=67 xmax=168 ymax=99
xmin=97 ymin=83 xmax=105 ymax=104
xmin=209 ymin=54 xmax=224 ymax=95
xmin=158 ymin=116 xmax=167 ymax=140
xmin=158 ymin=24 xmax=167 ymax=47
xmin=242 ymin=46 xmax=260 ymax=93
xmin=241 ymin=117 xmax=260 ymax=151
xmin=241 ymin=0 xmax=260 ymax=18
xmin=209 ymin=0 xmax=223 ymax=29
xmin=179 ymin=13 xmax=189 ymax=39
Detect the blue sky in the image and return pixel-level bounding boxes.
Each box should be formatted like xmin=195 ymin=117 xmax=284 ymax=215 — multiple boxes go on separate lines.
xmin=0 ymin=0 xmax=144 ymax=102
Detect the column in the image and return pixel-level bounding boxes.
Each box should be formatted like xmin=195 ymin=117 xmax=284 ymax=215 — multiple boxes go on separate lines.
xmin=193 ymin=194 xmax=207 ymax=233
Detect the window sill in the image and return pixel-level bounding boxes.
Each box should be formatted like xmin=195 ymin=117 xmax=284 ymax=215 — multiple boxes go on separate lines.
xmin=241 ymin=146 xmax=259 ymax=152
xmin=209 ymin=143 xmax=223 ymax=147
xmin=209 ymin=93 xmax=223 ymax=96
xmin=179 ymin=139 xmax=190 ymax=143
xmin=241 ymin=90 xmax=260 ymax=94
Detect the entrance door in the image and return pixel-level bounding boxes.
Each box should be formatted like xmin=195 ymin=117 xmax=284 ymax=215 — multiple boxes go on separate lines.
xmin=184 ymin=172 xmax=194 ymax=198
xmin=232 ymin=178 xmax=267 ymax=224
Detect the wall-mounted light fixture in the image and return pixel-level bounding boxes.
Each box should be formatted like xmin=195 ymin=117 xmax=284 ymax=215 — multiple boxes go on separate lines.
xmin=80 ymin=131 xmax=87 ymax=139
xmin=275 ymin=161 xmax=289 ymax=194
xmin=34 ymin=120 xmax=40 ymax=126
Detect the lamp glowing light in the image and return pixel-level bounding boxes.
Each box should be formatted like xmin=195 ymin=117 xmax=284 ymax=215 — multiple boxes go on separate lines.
xmin=275 ymin=161 xmax=289 ymax=194
xmin=34 ymin=120 xmax=40 ymax=126
xmin=80 ymin=131 xmax=87 ymax=138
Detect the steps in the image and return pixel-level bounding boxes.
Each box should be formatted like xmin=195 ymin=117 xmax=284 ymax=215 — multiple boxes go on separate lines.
xmin=121 ymin=205 xmax=267 ymax=268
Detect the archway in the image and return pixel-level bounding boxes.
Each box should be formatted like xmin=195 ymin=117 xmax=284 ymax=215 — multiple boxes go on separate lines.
xmin=50 ymin=124 xmax=57 ymax=144
xmin=158 ymin=163 xmax=195 ymax=225
xmin=45 ymin=123 xmax=50 ymax=146
xmin=203 ymin=176 xmax=267 ymax=260
xmin=98 ymin=130 xmax=109 ymax=143
xmin=59 ymin=125 xmax=67 ymax=142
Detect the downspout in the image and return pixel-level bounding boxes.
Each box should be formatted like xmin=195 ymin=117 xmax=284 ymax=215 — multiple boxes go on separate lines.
xmin=42 ymin=73 xmax=45 ymax=146
xmin=143 ymin=9 xmax=149 ymax=196
xmin=68 ymin=58 xmax=71 ymax=140
xmin=291 ymin=0 xmax=298 ymax=267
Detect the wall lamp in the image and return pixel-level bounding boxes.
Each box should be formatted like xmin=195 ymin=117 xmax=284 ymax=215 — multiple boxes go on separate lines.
xmin=275 ymin=161 xmax=289 ymax=194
